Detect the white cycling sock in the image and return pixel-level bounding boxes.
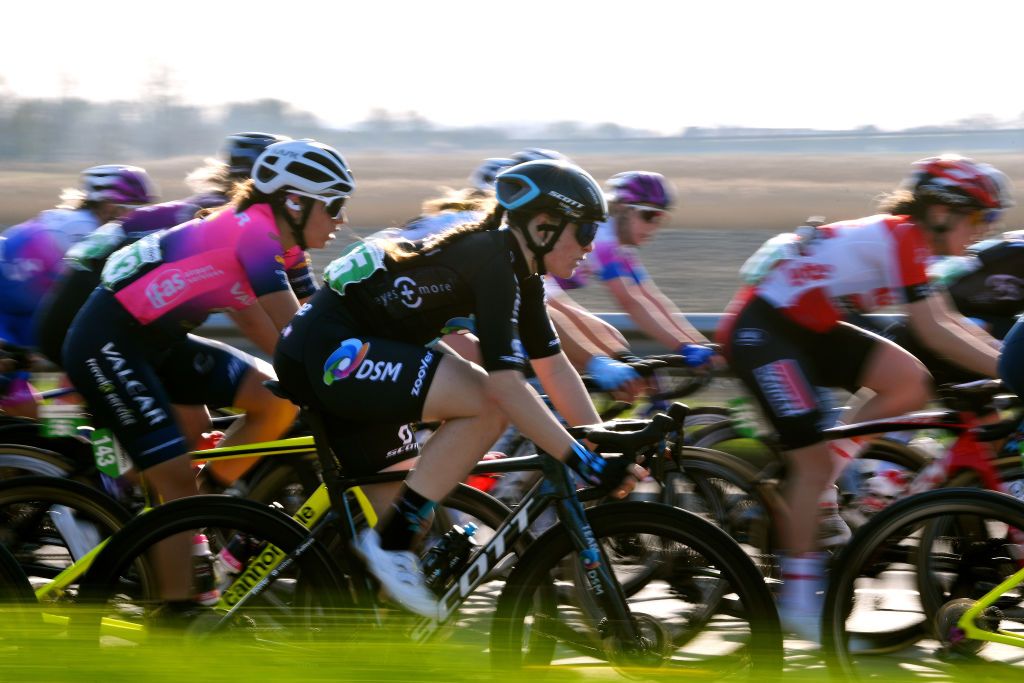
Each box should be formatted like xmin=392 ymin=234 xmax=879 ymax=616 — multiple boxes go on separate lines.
xmin=779 ymin=552 xmax=826 ymax=615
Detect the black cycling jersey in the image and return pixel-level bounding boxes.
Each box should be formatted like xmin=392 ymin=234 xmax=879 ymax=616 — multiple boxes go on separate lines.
xmin=279 ymin=228 xmax=560 ymax=372
xmin=942 ymin=239 xmax=1024 ymax=320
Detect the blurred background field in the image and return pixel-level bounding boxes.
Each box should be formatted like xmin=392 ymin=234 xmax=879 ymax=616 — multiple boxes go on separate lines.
xmin=3 ymin=152 xmax=1022 ymax=314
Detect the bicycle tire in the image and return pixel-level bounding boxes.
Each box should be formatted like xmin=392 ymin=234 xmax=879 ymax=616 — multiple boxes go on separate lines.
xmin=675 ymin=446 xmax=785 ymax=576
xmin=0 ymin=541 xmax=34 ymax=603
xmin=822 ymin=487 xmax=1024 ymax=678
xmin=0 ymin=475 xmax=133 ymax=585
xmin=0 ymin=444 xmax=84 ymax=481
xmin=75 ymin=495 xmax=345 ymax=645
xmin=916 ymin=462 xmax=1024 ymax=628
xmin=490 ymin=501 xmax=783 ymax=678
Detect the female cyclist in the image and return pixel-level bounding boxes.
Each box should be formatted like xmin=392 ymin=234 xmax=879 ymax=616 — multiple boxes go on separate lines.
xmin=62 ymin=138 xmax=354 ymax=611
xmin=0 ymin=165 xmax=157 ymax=417
xmin=394 ymin=152 xmax=646 ymax=396
xmin=274 ymin=159 xmax=646 ymax=618
xmin=546 ymin=171 xmax=715 ymax=371
xmin=717 ymin=154 xmax=1011 ymax=638
xmin=36 ymin=132 xmax=294 ymax=367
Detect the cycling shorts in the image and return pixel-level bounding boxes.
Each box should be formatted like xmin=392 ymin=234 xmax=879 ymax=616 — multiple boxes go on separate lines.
xmin=726 ymin=295 xmax=880 ymax=450
xmin=63 ymin=288 xmax=260 ymax=470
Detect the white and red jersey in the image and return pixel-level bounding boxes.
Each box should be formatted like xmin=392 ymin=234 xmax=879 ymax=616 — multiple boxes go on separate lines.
xmin=754 ymin=214 xmax=933 ymax=332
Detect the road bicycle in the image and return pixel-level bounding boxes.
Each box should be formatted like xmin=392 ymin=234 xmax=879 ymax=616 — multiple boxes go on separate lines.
xmin=822 ymin=487 xmax=1024 ymax=679
xmin=673 ymin=380 xmax=1024 ymax=565
xmin=65 ymin=388 xmax=782 ymax=678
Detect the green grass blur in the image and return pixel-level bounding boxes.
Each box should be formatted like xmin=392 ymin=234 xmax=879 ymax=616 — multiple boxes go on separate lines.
xmin=1 ymin=603 xmax=1019 ymax=682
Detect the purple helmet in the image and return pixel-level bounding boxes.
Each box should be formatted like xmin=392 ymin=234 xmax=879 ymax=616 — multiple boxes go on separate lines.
xmin=604 ymin=171 xmax=675 ymax=209
xmin=81 ymin=165 xmax=158 ymax=205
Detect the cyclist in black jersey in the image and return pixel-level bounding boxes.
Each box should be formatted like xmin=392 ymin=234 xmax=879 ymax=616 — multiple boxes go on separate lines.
xmin=274 ymin=159 xmax=647 ymax=618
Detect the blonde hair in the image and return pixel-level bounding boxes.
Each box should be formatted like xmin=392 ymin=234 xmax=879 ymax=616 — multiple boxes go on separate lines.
xmin=184 ymin=158 xmax=234 ymax=196
xmin=195 ymin=178 xmax=273 ymax=219
xmin=876 ymin=188 xmax=924 ymax=220
xmin=56 ymin=188 xmax=87 ymax=210
xmin=421 ymin=186 xmax=496 ymax=215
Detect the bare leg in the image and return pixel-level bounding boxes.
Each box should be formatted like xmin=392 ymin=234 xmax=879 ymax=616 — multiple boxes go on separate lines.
xmin=142 ymin=454 xmax=198 ymax=601
xmin=206 ymin=366 xmax=299 ymax=485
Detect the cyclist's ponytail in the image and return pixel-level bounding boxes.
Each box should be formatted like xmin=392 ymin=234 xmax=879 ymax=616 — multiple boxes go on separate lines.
xmin=381 ymin=205 xmax=507 ymax=263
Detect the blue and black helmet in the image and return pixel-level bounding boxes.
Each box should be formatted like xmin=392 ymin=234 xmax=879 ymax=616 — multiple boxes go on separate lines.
xmin=495 ymin=160 xmax=607 ymax=224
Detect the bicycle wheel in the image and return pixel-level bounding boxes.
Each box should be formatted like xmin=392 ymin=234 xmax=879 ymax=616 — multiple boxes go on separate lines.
xmin=674 ymin=446 xmax=785 ymax=578
xmin=491 ymin=501 xmax=782 ymax=679
xmin=0 ymin=444 xmax=84 ymax=481
xmin=0 ymin=541 xmax=38 ymax=648
xmin=822 ymin=488 xmax=1024 ymax=679
xmin=74 ymin=495 xmax=345 ymax=647
xmin=0 ymin=475 xmax=134 ymax=601
xmin=242 ymin=453 xmax=322 ymax=515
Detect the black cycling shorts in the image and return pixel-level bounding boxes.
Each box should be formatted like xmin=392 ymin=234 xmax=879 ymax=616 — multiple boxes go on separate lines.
xmin=63 ymin=288 xmax=260 ymax=470
xmin=274 ymin=313 xmax=443 ymax=475
xmin=727 ymin=296 xmax=881 ymax=450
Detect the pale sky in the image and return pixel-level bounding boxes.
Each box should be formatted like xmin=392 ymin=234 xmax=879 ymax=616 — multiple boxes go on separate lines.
xmin=2 ymin=0 xmax=1022 ymax=134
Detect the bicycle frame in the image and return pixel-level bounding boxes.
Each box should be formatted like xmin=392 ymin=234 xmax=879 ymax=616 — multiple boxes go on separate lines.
xmin=955 ymin=565 xmax=1024 ymax=648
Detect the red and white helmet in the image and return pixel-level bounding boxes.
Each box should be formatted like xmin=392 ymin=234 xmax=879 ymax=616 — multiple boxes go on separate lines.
xmin=904 ymin=154 xmax=1014 ymax=211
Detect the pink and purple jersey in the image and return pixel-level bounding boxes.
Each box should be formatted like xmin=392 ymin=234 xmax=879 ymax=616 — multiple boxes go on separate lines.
xmin=0 ymin=208 xmax=99 ymax=316
xmin=102 ymin=203 xmax=306 ymax=333
xmin=544 ymin=221 xmax=649 ymax=296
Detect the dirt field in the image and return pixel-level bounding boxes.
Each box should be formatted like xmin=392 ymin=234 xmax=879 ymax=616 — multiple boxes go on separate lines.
xmin=3 ymin=151 xmax=1022 ymax=313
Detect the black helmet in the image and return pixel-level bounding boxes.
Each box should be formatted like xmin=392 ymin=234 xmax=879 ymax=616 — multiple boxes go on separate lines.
xmin=224 ymin=132 xmax=292 ymax=179
xmin=495 ymin=160 xmax=607 ymax=275
xmin=495 ymin=160 xmax=607 ymax=223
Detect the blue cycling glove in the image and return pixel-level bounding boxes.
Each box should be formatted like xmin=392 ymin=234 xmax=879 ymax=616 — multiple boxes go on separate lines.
xmin=585 ymin=355 xmax=641 ymax=391
xmin=678 ymin=344 xmax=715 ymax=368
xmin=565 ymin=440 xmax=606 ymax=487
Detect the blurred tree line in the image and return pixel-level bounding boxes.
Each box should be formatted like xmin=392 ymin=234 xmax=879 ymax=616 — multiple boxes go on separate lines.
xmin=0 ymin=67 xmax=1020 ymax=162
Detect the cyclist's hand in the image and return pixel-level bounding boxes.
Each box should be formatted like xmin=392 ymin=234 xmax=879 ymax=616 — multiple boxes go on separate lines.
xmin=608 ymin=462 xmax=649 ymax=499
xmin=676 ymin=343 xmax=715 ymax=368
xmin=586 ymin=355 xmax=642 ymax=394
xmin=565 ymin=441 xmax=648 ymax=499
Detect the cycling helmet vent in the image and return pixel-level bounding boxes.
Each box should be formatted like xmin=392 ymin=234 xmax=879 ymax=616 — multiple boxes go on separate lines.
xmin=252 ymin=139 xmax=355 ymax=196
xmin=286 ymin=161 xmax=332 ymax=184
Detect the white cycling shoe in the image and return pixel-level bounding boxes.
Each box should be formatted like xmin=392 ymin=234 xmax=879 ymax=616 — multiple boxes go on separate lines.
xmin=353 ymin=528 xmax=439 ymax=620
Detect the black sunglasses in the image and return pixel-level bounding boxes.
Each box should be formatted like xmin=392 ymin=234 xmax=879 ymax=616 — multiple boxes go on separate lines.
xmin=320 ymin=196 xmax=348 ymax=220
xmin=575 ymin=222 xmax=599 ymax=246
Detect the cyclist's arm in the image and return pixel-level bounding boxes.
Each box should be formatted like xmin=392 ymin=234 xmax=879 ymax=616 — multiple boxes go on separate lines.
xmin=226 ymin=306 xmax=281 ymax=358
xmin=483 ymin=368 xmax=590 ymax=460
xmin=939 ymin=290 xmax=1002 ymax=349
xmin=241 ymin=289 xmax=300 ymax=356
xmin=531 ymin=351 xmax=602 ymax=427
xmin=905 ymin=294 xmax=999 ymax=377
xmin=604 ymin=276 xmax=708 ymax=348
xmin=547 ymin=305 xmax=627 ymax=371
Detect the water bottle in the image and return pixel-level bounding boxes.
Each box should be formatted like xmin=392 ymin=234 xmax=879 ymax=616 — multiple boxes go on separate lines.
xmin=215 ymin=533 xmax=258 ymax=590
xmin=192 ymin=534 xmax=221 ymax=606
xmin=727 ymin=396 xmax=761 ymax=439
xmin=421 ymin=523 xmax=479 ymax=594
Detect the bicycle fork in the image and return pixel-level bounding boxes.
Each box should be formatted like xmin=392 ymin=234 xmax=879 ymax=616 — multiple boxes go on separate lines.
xmin=547 ymin=461 xmax=648 ymax=655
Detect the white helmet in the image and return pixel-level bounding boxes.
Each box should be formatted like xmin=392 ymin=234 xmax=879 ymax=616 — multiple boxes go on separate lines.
xmin=252 ymin=139 xmax=355 ymax=197
xmin=511 ymin=147 xmax=569 ymax=165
